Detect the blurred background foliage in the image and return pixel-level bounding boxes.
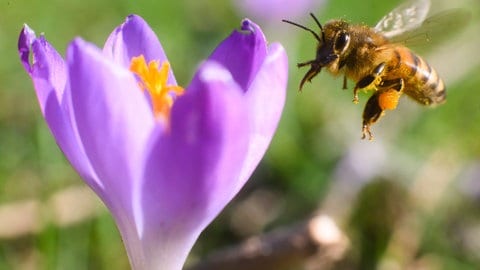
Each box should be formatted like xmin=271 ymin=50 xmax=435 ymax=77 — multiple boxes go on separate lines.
xmin=1 ymin=0 xmax=480 ymax=269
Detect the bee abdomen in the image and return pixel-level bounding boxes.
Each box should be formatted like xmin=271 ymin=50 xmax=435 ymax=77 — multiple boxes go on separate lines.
xmin=394 ymin=48 xmax=446 ymax=105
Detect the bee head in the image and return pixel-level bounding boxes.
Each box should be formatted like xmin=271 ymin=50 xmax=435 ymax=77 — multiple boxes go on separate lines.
xmin=283 ymin=15 xmax=351 ymax=91
xmin=320 ymin=20 xmax=351 ymax=65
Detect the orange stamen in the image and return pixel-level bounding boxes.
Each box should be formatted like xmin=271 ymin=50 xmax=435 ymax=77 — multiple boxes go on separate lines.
xmin=129 ymin=55 xmax=184 ymax=121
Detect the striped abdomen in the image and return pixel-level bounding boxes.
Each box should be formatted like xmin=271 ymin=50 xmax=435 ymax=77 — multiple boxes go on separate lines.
xmin=389 ymin=46 xmax=446 ymax=106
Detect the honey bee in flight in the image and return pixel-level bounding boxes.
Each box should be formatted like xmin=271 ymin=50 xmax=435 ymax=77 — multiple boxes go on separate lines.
xmin=283 ymin=0 xmax=467 ymax=140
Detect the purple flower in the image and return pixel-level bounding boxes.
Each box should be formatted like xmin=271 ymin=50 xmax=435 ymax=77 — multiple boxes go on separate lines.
xmin=18 ymin=15 xmax=287 ymax=269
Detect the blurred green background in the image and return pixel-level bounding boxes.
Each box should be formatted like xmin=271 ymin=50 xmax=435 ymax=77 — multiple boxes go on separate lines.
xmin=1 ymin=0 xmax=480 ymax=269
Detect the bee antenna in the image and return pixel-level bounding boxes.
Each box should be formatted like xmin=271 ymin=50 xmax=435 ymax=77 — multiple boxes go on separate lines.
xmin=309 ymin=13 xmax=326 ymax=42
xmin=282 ymin=18 xmax=323 ymax=43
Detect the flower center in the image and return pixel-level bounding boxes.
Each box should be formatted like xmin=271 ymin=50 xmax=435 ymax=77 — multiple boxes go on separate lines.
xmin=129 ymin=55 xmax=184 ymax=121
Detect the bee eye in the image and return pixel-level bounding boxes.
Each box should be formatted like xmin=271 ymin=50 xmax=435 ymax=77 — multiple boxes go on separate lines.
xmin=334 ymin=31 xmax=350 ymax=53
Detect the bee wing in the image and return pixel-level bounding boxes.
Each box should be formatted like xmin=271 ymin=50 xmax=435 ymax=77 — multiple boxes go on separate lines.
xmin=388 ymin=9 xmax=471 ymax=48
xmin=374 ymin=0 xmax=431 ymax=38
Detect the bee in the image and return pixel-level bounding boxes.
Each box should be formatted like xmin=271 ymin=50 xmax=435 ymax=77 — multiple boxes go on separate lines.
xmin=283 ymin=0 xmax=468 ymax=140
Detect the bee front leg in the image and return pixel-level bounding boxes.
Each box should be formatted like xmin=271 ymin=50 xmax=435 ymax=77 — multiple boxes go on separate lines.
xmin=298 ymin=64 xmax=322 ymax=91
xmin=353 ymin=62 xmax=386 ymax=104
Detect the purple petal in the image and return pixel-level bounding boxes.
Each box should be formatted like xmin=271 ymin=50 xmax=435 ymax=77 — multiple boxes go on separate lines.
xmin=103 ymin=14 xmax=177 ymax=85
xmin=18 ymin=26 xmax=102 ymax=194
xmin=67 ymin=38 xmax=155 ymax=218
xmin=238 ymin=43 xmax=288 ymax=186
xmin=18 ymin=25 xmax=67 ymax=112
xmin=208 ymin=19 xmax=267 ymax=91
xmin=43 ymin=89 xmax=104 ymax=194
xmin=18 ymin=25 xmax=36 ymax=73
xmin=139 ymin=61 xmax=250 ymax=269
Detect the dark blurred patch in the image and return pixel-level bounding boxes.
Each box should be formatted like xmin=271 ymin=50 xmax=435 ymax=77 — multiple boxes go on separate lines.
xmin=346 ymin=178 xmax=408 ymax=270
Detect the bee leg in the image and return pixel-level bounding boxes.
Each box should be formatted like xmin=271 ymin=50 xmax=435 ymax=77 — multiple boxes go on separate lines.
xmin=377 ymin=78 xmax=404 ymax=110
xmin=362 ymin=91 xmax=384 ymax=141
xmin=362 ymin=124 xmax=374 ymax=141
xmin=379 ymin=78 xmax=404 ymax=92
xmin=343 ymin=75 xmax=348 ymax=90
xmin=354 ymin=76 xmax=375 ymax=104
xmin=297 ymin=61 xmax=322 ymax=91
xmin=353 ymin=62 xmax=386 ymax=104
xmin=297 ymin=59 xmax=317 ymax=68
xmin=361 ymin=78 xmax=404 ymax=140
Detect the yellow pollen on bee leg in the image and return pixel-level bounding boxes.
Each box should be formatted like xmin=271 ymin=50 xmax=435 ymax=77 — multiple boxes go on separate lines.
xmin=378 ymin=89 xmax=401 ymax=110
xmin=129 ymin=55 xmax=184 ymax=120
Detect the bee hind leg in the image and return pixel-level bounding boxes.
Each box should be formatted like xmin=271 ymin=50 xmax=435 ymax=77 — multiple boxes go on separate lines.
xmin=361 ymin=78 xmax=404 ymax=140
xmin=362 ymin=124 xmax=374 ymax=141
xmin=362 ymin=92 xmax=384 ymax=141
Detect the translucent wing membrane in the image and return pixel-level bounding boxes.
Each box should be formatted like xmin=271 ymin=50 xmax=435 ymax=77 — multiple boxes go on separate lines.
xmin=388 ymin=9 xmax=472 ymax=48
xmin=375 ymin=0 xmax=430 ymax=38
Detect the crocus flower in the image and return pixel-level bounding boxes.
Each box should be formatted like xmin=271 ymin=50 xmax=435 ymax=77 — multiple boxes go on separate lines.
xmin=18 ymin=15 xmax=287 ymax=270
